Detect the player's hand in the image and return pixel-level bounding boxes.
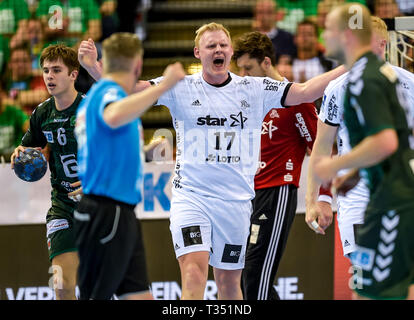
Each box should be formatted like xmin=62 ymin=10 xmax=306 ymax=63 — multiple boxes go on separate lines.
xmin=133 ymin=80 xmax=152 ymax=93
xmin=78 ymin=38 xmax=98 ymax=70
xmin=68 ymin=181 xmax=83 ymax=202
xmin=161 ymin=62 xmax=186 ymax=90
xmin=316 ymin=200 xmax=333 ymax=230
xmin=314 ymin=156 xmax=338 ymax=184
xmin=305 ymin=202 xmax=327 ymax=235
xmin=332 ymin=168 xmax=360 ymax=196
xmin=10 ymin=146 xmax=41 ymax=170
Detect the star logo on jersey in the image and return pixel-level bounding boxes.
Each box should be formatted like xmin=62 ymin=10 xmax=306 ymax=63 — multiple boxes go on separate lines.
xmin=262 ymin=120 xmax=278 ymax=139
xmin=230 ymin=112 xmax=247 ymax=129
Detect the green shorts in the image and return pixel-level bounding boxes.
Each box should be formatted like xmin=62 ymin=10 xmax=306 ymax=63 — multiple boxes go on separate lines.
xmin=350 ymin=205 xmax=414 ymax=299
xmin=46 ymin=196 xmax=77 ymax=261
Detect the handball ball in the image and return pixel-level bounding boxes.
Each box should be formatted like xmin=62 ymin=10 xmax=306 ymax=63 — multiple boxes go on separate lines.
xmin=14 ymin=148 xmax=47 ymax=182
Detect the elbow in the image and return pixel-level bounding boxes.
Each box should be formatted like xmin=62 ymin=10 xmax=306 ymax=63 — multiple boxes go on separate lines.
xmin=103 ymin=110 xmax=122 ymax=129
xmin=384 ymin=139 xmax=398 ymax=157
xmin=380 ymin=130 xmax=399 ymax=159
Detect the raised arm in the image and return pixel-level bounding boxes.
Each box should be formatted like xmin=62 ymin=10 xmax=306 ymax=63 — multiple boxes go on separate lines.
xmin=284 ymin=65 xmax=346 ymax=106
xmin=103 ymin=62 xmax=185 ymax=128
xmin=78 ymin=38 xmax=102 ymax=81
xmin=78 ymin=39 xmax=154 ymax=93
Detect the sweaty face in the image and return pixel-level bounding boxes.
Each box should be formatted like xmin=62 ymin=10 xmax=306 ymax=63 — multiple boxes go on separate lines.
xmin=194 ymin=30 xmax=233 ymax=84
xmin=323 ymin=11 xmax=345 ymax=63
xmin=236 ymin=54 xmax=266 ymax=77
xmin=42 ymin=59 xmax=75 ymax=97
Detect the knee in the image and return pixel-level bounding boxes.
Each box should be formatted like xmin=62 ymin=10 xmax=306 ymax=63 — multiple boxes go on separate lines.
xmin=182 ymin=262 xmax=207 ymax=289
xmin=53 ymin=274 xmax=77 ymax=300
xmin=215 ymin=271 xmax=241 ymax=296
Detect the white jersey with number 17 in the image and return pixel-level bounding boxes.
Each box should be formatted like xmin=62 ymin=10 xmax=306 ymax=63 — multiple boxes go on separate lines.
xmin=151 ymin=71 xmax=292 ymax=201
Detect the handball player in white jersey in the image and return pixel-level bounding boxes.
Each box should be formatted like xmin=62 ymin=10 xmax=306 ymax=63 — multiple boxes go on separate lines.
xmin=306 ymin=16 xmax=414 ymax=257
xmin=78 ymin=22 xmax=345 ymax=300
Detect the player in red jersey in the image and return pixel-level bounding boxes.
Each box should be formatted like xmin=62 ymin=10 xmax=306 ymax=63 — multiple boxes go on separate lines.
xmin=232 ymin=31 xmax=333 ymax=300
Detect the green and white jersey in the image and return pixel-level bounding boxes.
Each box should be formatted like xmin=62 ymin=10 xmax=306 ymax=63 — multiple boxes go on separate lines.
xmin=343 ymin=51 xmax=414 ymax=210
xmin=22 ymin=93 xmax=84 ymax=203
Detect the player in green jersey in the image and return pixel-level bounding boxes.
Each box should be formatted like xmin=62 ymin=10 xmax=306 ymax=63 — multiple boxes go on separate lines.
xmin=313 ymin=3 xmax=414 ymax=300
xmin=11 ymin=44 xmax=83 ymax=300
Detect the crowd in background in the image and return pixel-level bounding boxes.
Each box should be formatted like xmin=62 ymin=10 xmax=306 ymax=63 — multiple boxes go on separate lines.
xmin=251 ymin=0 xmax=413 ymax=84
xmin=0 ymin=0 xmax=413 ymax=161
xmin=0 ymin=0 xmax=145 ymax=161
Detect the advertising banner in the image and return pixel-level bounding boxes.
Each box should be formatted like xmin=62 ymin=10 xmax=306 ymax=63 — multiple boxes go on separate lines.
xmin=0 ymin=157 xmax=326 ymax=224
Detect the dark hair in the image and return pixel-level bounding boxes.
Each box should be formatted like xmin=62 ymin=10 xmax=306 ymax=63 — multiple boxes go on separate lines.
xmin=11 ymin=42 xmax=31 ymax=56
xmin=296 ymin=19 xmax=319 ymax=36
xmin=40 ymin=44 xmax=80 ymax=74
xmin=232 ymin=31 xmax=276 ymax=66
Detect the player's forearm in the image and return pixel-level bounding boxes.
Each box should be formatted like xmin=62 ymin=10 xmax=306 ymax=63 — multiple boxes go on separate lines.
xmin=84 ymin=61 xmax=103 ymax=81
xmin=306 ymin=163 xmax=321 ymax=207
xmin=103 ymin=82 xmax=170 ymax=128
xmin=306 ymin=148 xmax=328 ymax=206
xmin=286 ymin=66 xmax=346 ymax=105
xmin=306 ymin=122 xmax=336 ymax=205
xmin=329 ymin=129 xmax=398 ymax=172
xmin=304 ymin=65 xmax=346 ymax=101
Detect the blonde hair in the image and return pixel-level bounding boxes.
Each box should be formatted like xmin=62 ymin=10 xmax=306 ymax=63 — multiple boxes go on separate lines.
xmin=334 ymin=3 xmax=373 ymax=45
xmin=194 ymin=22 xmax=231 ymax=47
xmin=102 ymin=32 xmax=143 ymax=73
xmin=371 ymin=16 xmax=389 ymax=42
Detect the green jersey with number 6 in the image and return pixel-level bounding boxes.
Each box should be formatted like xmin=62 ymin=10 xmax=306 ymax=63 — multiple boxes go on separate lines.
xmin=21 ymin=93 xmax=84 ymax=206
xmin=344 ymin=52 xmax=414 ymax=209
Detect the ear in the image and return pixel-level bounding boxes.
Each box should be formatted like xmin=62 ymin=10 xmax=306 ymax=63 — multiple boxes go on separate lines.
xmin=380 ymin=39 xmax=387 ymax=51
xmin=70 ymin=69 xmax=79 ymax=80
xmin=261 ymin=57 xmax=272 ymax=70
xmin=194 ymin=47 xmax=200 ymax=59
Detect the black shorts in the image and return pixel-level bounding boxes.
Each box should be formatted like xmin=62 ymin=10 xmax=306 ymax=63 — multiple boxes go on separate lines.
xmin=74 ymin=194 xmax=149 ymax=300
xmin=243 ymin=185 xmax=297 ymax=300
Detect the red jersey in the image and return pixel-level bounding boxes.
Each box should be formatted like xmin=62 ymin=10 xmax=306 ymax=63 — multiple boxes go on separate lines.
xmin=255 ymin=103 xmax=317 ymax=189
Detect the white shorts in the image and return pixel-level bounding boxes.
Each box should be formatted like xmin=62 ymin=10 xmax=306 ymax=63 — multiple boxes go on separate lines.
xmin=169 ymin=189 xmax=252 ymax=270
xmin=336 ymin=195 xmax=367 ymax=256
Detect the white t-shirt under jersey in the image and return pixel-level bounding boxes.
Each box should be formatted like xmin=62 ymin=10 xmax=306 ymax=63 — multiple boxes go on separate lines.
xmin=151 ymin=71 xmax=292 ymax=201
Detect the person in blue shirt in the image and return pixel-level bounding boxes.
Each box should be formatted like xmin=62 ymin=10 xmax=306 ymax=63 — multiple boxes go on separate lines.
xmin=74 ymin=32 xmax=185 ymax=300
